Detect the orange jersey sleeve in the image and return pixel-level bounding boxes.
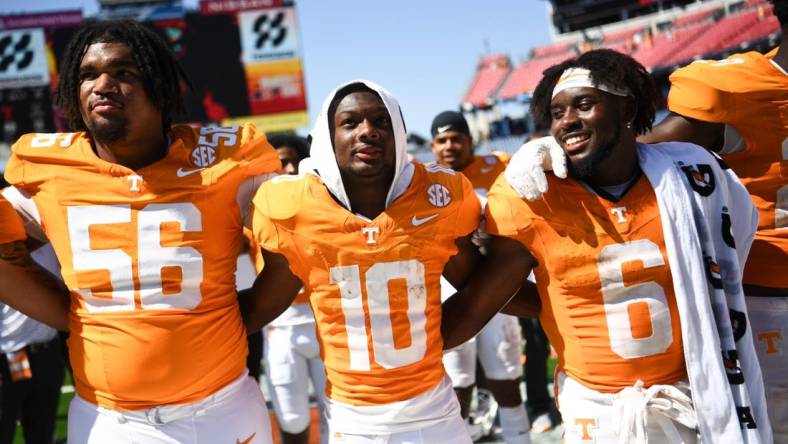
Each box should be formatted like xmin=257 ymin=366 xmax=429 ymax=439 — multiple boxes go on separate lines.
xmin=0 ymin=194 xmax=25 ymax=244
xmin=460 ymin=153 xmax=508 ymax=193
xmin=668 ymin=50 xmax=788 ymax=288
xmin=4 ymin=124 xmax=279 ymax=410
xmin=253 ymin=163 xmax=479 ymax=406
xmin=487 ymin=174 xmax=686 ymax=392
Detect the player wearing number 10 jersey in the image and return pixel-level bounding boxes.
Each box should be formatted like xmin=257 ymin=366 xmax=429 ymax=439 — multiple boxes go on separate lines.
xmin=248 ymin=80 xmax=482 ymax=443
xmin=1 ymin=21 xmax=280 ymax=444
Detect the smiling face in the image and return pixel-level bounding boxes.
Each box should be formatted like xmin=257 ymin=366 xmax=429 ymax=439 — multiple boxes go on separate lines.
xmin=550 ymin=86 xmax=629 ymax=181
xmin=332 ymin=91 xmax=395 ymax=179
xmin=431 ymin=130 xmax=473 ymax=171
xmin=78 ymin=42 xmax=163 ymax=145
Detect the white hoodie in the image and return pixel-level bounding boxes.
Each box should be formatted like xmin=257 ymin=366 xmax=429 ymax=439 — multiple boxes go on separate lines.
xmin=299 ymin=79 xmax=414 ymax=212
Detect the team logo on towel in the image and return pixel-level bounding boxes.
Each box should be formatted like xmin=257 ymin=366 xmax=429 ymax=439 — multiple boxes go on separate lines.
xmin=720 ymin=208 xmax=736 ymax=249
xmin=729 ymin=309 xmax=747 ymax=342
xmin=722 ymin=349 xmax=745 ymax=385
xmin=680 ymin=164 xmax=716 ymax=197
xmin=704 ymin=256 xmax=723 ymax=289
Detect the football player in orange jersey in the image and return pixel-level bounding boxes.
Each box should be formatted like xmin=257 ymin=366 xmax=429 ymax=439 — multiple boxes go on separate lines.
xmin=0 ymin=21 xmax=280 ymax=443
xmin=0 ymin=194 xmax=69 ymax=331
xmin=637 ymin=2 xmax=788 ymax=438
xmin=430 ymin=110 xmax=531 ymax=444
xmin=246 ymin=80 xmax=483 ymax=443
xmin=442 ymin=50 xmax=771 ymax=443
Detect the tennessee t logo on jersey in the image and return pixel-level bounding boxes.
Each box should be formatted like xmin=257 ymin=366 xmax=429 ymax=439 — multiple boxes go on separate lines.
xmin=361 ymin=226 xmax=379 ymax=245
xmin=610 ymin=206 xmax=628 ymax=223
xmin=127 ymin=175 xmax=143 ymax=192
xmin=680 ymin=164 xmax=716 ymax=196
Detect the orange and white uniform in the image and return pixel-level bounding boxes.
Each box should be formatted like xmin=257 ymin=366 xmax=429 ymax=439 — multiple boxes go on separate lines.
xmin=486 ymin=173 xmax=694 ymax=443
xmin=667 ymin=50 xmax=788 ymax=290
xmin=253 ymin=164 xmax=479 ymax=434
xmin=3 ymin=124 xmax=279 ymax=443
xmin=441 ymin=151 xmax=524 ymax=389
xmin=669 ymin=50 xmax=788 ymax=439
xmin=0 ymin=195 xmax=25 ymax=244
xmin=253 ymin=80 xmax=480 ymax=441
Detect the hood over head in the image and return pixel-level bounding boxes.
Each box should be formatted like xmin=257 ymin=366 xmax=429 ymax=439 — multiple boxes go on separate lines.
xmin=300 ymin=79 xmax=413 ymax=211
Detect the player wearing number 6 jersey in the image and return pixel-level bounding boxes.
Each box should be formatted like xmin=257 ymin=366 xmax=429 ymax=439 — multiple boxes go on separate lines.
xmin=442 ymin=50 xmax=771 ymax=443
xmin=639 ymin=3 xmax=788 ymax=438
xmin=247 ymin=80 xmax=482 ymax=443
xmin=1 ymin=21 xmax=279 ymax=443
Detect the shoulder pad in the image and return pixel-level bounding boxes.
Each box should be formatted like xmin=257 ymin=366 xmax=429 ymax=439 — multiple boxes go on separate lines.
xmin=173 ymin=123 xmax=280 ymax=177
xmin=255 ymin=173 xmax=311 ymax=220
xmin=11 ymin=132 xmax=84 ymax=161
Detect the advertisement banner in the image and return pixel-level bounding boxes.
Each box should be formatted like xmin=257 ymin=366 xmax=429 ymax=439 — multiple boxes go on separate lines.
xmin=199 ymin=0 xmax=286 ymax=16
xmin=0 ymin=28 xmax=50 ymax=90
xmin=243 ymin=58 xmax=306 ymax=115
xmin=0 ymin=11 xmax=82 ymax=31
xmin=239 ymin=6 xmax=300 ymax=63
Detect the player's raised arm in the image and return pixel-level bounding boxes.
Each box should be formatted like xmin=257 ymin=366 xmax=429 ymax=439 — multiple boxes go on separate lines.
xmin=441 ymin=235 xmax=535 ymax=350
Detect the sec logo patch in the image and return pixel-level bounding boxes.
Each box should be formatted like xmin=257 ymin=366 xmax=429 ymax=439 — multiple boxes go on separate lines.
xmin=191 ymin=145 xmax=216 ymax=167
xmin=427 ymin=184 xmax=451 ymax=208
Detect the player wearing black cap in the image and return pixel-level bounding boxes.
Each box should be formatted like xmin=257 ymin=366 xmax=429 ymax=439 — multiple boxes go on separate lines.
xmin=431 ymin=111 xmax=532 ymax=444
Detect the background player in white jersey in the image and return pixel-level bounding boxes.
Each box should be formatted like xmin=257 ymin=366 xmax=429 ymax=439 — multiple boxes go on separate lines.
xmin=246 ymin=80 xmax=483 ymax=443
xmin=262 ymin=134 xmax=328 ymax=444
xmin=0 ymin=243 xmax=66 ymax=444
xmin=1 ymin=20 xmax=280 ymax=443
xmin=430 ymin=111 xmax=530 ymax=444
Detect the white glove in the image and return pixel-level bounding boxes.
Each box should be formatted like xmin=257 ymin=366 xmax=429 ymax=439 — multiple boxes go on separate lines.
xmin=504 ymin=136 xmax=567 ymax=201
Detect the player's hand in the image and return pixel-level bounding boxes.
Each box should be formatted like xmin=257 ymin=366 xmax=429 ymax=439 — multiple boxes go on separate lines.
xmin=503 ymin=136 xmax=567 ymax=201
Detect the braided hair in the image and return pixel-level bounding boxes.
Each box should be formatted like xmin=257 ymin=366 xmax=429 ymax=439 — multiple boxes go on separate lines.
xmin=55 ymin=20 xmax=192 ymax=132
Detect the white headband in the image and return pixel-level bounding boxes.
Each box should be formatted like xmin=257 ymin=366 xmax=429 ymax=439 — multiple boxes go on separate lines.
xmin=552 ymin=68 xmax=632 ymax=99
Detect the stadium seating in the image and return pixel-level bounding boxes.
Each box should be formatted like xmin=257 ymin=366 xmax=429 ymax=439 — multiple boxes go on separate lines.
xmin=462 ymin=54 xmax=512 ymax=107
xmin=498 ymin=53 xmax=574 ymax=100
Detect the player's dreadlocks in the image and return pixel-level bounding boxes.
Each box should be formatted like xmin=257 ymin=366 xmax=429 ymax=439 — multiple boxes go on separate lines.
xmin=771 ymin=0 xmax=788 ymax=27
xmin=55 ymin=20 xmax=192 ymax=132
xmin=531 ymin=49 xmax=657 ymax=136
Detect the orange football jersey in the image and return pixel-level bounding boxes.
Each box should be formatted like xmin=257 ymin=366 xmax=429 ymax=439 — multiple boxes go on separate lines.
xmin=0 ymin=194 xmax=25 ymax=244
xmin=4 ymin=124 xmax=280 ymax=410
xmin=486 ymin=174 xmax=686 ymax=392
xmin=668 ymin=50 xmax=788 ymax=289
xmin=252 ymin=162 xmax=480 ymax=406
xmin=242 ymin=227 xmax=309 ymax=305
xmin=461 ymin=152 xmax=509 ymax=193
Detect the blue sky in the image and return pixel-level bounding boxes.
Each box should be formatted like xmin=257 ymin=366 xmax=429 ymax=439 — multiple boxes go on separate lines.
xmin=0 ymin=0 xmax=553 ymax=138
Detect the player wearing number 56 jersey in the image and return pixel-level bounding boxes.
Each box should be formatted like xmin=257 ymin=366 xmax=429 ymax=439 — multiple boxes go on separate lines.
xmin=1 ymin=21 xmax=279 ymax=444
xmin=248 ymin=80 xmax=482 ymax=444
xmin=442 ymin=50 xmax=771 ymax=443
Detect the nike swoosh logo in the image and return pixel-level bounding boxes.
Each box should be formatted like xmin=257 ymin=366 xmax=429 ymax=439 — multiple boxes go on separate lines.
xmin=236 ymin=432 xmax=256 ymax=444
xmin=480 ymin=166 xmax=494 ymax=174
xmin=437 ymin=124 xmax=452 ymax=133
xmin=176 ymin=167 xmax=205 ymax=178
xmin=412 ymin=214 xmax=438 ymax=226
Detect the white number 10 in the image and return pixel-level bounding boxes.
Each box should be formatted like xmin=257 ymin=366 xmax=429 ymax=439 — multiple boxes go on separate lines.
xmin=330 ymin=259 xmax=428 ymax=371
